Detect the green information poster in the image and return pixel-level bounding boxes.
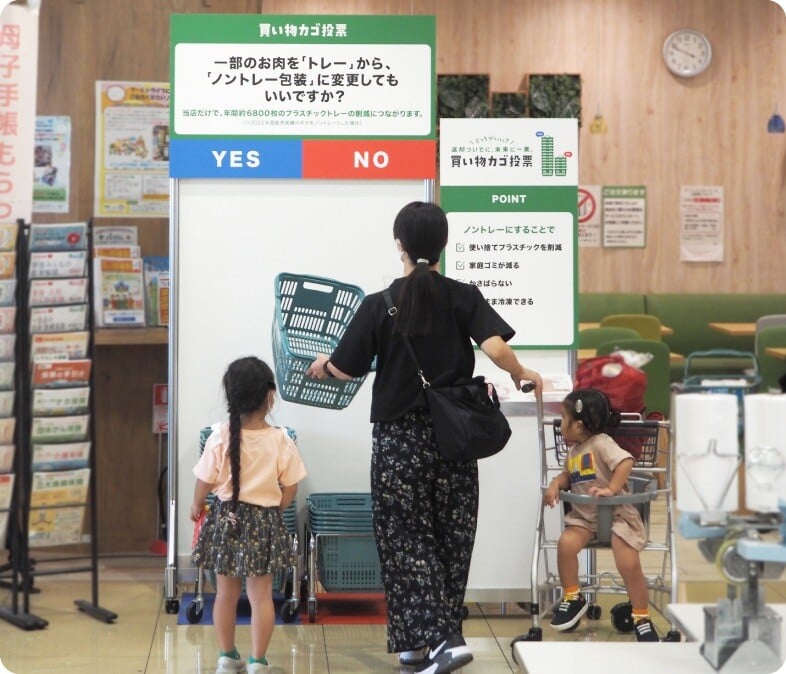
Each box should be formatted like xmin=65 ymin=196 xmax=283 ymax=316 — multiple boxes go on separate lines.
xmin=439 ymin=118 xmax=578 ymax=348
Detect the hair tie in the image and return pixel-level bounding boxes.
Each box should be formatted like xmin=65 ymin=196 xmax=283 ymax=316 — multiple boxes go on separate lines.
xmin=575 ymin=398 xmax=583 ymax=414
xmin=416 ymin=258 xmax=429 ymax=265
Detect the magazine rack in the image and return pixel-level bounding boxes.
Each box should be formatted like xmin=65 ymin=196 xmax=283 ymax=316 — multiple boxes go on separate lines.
xmin=0 ymin=219 xmax=116 ymax=630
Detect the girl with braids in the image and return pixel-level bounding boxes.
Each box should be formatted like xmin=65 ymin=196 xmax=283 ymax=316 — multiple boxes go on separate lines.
xmin=305 ymin=201 xmax=542 ymax=674
xmin=544 ymin=387 xmax=658 ymax=642
xmin=190 ymin=356 xmax=307 ymax=674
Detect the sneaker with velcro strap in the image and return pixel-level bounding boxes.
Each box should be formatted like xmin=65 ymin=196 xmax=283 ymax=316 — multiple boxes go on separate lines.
xmin=634 ymin=617 xmax=660 ymax=642
xmin=549 ymin=593 xmax=588 ymax=631
xmin=414 ymin=634 xmax=473 ymax=673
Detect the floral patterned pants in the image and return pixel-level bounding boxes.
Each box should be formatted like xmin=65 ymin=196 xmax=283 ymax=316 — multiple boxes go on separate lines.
xmin=371 ymin=410 xmax=479 ymax=653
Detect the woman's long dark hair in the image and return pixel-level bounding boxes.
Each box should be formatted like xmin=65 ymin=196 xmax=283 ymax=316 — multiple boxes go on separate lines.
xmin=222 ymin=356 xmax=276 ymax=511
xmin=392 ymin=201 xmax=448 ymax=336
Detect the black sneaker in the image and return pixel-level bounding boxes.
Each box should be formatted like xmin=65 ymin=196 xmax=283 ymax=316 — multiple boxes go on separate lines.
xmin=414 ymin=634 xmax=473 ymax=673
xmin=634 ymin=618 xmax=660 ymax=642
xmin=549 ymin=594 xmax=588 ymax=631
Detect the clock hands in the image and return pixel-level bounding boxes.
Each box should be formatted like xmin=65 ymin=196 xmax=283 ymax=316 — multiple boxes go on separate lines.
xmin=670 ymin=43 xmax=696 ymax=59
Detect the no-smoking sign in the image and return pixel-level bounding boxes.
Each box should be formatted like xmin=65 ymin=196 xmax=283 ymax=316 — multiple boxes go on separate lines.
xmin=578 ymin=187 xmax=597 ymax=224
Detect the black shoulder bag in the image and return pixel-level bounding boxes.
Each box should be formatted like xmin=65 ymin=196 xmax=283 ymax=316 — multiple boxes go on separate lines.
xmin=383 ymin=290 xmax=511 ymax=461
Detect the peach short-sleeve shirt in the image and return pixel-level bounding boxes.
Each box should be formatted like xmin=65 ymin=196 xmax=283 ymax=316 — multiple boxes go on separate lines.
xmin=193 ymin=424 xmax=307 ymax=507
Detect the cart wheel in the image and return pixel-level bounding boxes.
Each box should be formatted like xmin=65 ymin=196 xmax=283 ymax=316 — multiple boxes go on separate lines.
xmin=716 ymin=537 xmax=748 ymax=584
xmin=186 ymin=602 xmax=203 ymax=624
xmin=165 ymin=599 xmax=179 ymax=615
xmin=510 ymin=628 xmax=543 ymax=660
xmin=308 ymin=598 xmax=317 ymax=623
xmin=280 ymin=598 xmax=299 ymax=623
xmin=587 ymin=604 xmax=602 ymax=620
xmin=662 ymin=630 xmax=682 ymax=642
xmin=610 ymin=602 xmax=634 ymax=632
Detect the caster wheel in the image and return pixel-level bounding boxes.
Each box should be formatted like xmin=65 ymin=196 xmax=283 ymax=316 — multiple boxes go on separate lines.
xmin=461 ymin=605 xmax=469 ymax=620
xmin=308 ymin=599 xmax=317 ymax=623
xmin=663 ymin=630 xmax=682 ymax=642
xmin=165 ymin=599 xmax=179 ymax=615
xmin=587 ymin=604 xmax=602 ymax=620
xmin=511 ymin=628 xmax=542 ymax=660
xmin=610 ymin=602 xmax=634 ymax=632
xmin=280 ymin=599 xmax=299 ymax=623
xmin=186 ymin=602 xmax=203 ymax=624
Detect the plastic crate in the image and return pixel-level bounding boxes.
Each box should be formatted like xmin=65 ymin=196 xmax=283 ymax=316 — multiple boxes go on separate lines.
xmin=317 ymin=534 xmax=382 ymax=591
xmin=307 ymin=493 xmax=374 ymax=532
xmin=273 ymin=273 xmax=368 ymax=409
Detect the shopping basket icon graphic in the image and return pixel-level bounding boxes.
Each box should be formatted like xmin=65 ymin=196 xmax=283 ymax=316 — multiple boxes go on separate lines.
xmin=272 ymin=273 xmax=368 ymax=409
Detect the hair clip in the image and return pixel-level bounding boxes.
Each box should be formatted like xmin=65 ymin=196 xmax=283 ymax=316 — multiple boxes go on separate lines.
xmin=575 ymin=398 xmax=583 ymax=413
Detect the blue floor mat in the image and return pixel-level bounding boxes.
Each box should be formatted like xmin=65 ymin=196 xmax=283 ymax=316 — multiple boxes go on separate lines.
xmin=177 ymin=592 xmax=300 ymax=626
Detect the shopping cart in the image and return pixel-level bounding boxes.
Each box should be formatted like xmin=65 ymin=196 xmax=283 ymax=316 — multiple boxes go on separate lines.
xmin=273 ymin=273 xmax=369 ymax=409
xmin=186 ymin=425 xmax=301 ymax=624
xmin=511 ymin=395 xmax=680 ymax=650
xmin=304 ymin=492 xmax=382 ymax=623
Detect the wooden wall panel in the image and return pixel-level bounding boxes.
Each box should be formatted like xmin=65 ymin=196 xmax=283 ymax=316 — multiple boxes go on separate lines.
xmin=32 ymin=0 xmax=785 ymax=551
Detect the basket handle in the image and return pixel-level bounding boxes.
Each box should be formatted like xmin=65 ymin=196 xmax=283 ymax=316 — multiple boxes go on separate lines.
xmin=683 ymin=349 xmax=759 ymax=378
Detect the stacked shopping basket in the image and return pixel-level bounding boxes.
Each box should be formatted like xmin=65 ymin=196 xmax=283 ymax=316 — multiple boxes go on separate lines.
xmin=305 ymin=492 xmax=382 ymax=621
xmin=272 ymin=273 xmax=368 ymax=409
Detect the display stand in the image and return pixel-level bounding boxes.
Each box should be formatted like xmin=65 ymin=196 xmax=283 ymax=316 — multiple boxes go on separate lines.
xmin=0 ymin=220 xmax=116 ymax=629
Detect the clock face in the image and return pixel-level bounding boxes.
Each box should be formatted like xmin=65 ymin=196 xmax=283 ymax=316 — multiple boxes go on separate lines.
xmin=663 ymin=29 xmax=712 ymax=78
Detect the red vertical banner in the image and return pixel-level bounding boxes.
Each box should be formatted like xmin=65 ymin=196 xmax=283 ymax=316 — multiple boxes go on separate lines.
xmin=0 ymin=3 xmax=39 ymax=223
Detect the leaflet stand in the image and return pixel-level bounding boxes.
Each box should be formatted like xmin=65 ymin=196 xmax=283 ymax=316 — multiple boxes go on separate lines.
xmin=0 ymin=221 xmax=116 ymax=629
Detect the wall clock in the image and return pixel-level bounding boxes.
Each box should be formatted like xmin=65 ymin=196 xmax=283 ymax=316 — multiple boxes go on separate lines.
xmin=662 ymin=29 xmax=712 ymax=78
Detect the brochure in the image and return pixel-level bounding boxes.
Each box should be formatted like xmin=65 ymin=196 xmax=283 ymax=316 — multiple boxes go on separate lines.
xmin=30 ymin=414 xmax=89 ymax=443
xmin=32 ymin=441 xmax=91 ymax=471
xmin=29 ymin=222 xmax=88 ymax=252
xmin=32 ymin=387 xmax=90 ymax=416
xmin=28 ymin=468 xmax=89 ymax=547
xmin=93 ymin=256 xmax=145 ymax=327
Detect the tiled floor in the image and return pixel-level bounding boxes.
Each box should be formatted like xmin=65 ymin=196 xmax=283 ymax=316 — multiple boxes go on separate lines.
xmin=1 ymin=512 xmax=785 ymax=673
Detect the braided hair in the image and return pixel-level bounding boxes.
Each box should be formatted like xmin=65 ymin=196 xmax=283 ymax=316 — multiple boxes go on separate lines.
xmin=222 ymin=356 xmax=276 ymax=511
xmin=563 ymin=387 xmax=621 ymax=435
xmin=392 ymin=201 xmax=448 ymax=336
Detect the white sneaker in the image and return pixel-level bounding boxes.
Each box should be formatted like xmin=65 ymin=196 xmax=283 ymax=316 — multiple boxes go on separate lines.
xmin=216 ymin=655 xmax=246 ymax=674
xmin=247 ymin=662 xmax=271 ymax=673
xmin=399 ymin=647 xmax=427 ymax=666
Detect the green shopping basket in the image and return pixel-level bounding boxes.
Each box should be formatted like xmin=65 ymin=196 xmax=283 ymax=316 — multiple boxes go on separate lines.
xmin=273 ymin=273 xmax=368 ymax=409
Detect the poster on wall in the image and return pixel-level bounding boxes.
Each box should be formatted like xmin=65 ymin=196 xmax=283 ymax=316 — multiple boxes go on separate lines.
xmin=169 ymin=14 xmax=436 ymax=179
xmin=94 ymin=81 xmax=170 ymax=218
xmin=578 ymin=184 xmax=601 ymax=247
xmin=33 ymin=116 xmax=71 ymax=214
xmin=679 ymin=185 xmax=724 ymax=262
xmin=439 ymin=118 xmax=578 ymax=349
xmin=0 ymin=2 xmax=39 ymax=224
xmin=602 ymin=185 xmax=646 ymax=248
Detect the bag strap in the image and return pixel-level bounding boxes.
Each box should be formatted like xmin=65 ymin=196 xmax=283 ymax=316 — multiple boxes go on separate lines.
xmin=382 ymin=289 xmax=431 ymax=389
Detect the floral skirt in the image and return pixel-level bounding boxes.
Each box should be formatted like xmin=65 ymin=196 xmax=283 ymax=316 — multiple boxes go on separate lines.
xmin=191 ymin=500 xmax=294 ymax=577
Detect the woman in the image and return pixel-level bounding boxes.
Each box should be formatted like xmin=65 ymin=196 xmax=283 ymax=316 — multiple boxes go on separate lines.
xmin=306 ymin=201 xmax=542 ymax=674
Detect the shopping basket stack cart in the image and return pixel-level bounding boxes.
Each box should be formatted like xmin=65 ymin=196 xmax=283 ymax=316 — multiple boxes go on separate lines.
xmin=304 ymin=492 xmax=382 ymax=622
xmin=674 ymin=349 xmax=760 ymax=433
xmin=186 ymin=425 xmax=301 ymax=624
xmin=273 ymin=273 xmax=369 ymax=409
xmin=512 ymin=398 xmax=680 ymax=650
